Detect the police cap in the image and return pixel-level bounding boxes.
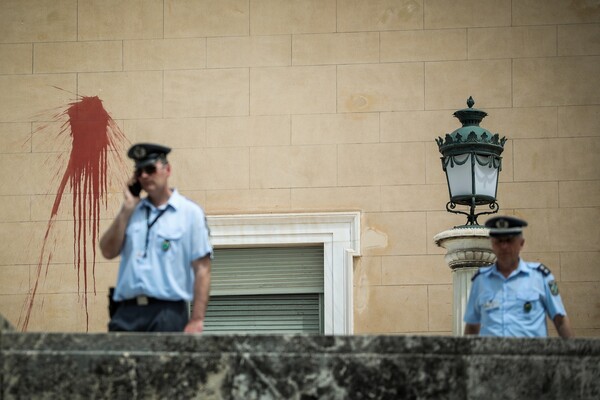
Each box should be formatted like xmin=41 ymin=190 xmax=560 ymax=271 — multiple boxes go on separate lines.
xmin=127 ymin=143 xmax=171 ymax=168
xmin=485 ymin=215 xmax=528 ymax=238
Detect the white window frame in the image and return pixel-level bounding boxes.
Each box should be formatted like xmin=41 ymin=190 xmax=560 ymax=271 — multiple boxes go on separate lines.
xmin=207 ymin=212 xmax=361 ymax=335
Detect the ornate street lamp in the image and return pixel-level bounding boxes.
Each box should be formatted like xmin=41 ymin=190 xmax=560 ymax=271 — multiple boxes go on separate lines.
xmin=436 ymin=97 xmax=506 ymax=226
xmin=434 ymin=97 xmax=507 ymax=334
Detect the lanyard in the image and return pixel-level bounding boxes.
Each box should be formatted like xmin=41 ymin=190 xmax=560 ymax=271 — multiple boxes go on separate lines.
xmin=143 ymin=205 xmax=168 ymax=257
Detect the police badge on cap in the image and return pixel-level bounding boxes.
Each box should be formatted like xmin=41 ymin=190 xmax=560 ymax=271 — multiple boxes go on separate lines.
xmin=127 ymin=143 xmax=171 ymax=168
xmin=485 ymin=216 xmax=528 ymax=238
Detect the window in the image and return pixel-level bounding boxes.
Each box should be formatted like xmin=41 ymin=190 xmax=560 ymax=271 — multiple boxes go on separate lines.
xmin=205 ymin=246 xmax=324 ymax=334
xmin=205 ymin=212 xmax=360 ymax=334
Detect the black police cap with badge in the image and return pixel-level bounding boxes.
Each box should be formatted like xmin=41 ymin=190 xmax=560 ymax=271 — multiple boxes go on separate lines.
xmin=127 ymin=143 xmax=171 ymax=197
xmin=127 ymin=143 xmax=171 ymax=169
xmin=485 ymin=215 xmax=528 ymax=238
xmin=484 ymin=215 xmax=560 ymax=296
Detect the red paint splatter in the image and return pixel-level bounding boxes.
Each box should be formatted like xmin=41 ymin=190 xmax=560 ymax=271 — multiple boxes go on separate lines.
xmin=19 ymin=96 xmax=127 ymax=331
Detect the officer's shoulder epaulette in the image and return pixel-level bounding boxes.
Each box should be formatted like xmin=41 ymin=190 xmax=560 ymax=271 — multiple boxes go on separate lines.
xmin=471 ymin=265 xmax=493 ymax=281
xmin=535 ymin=263 xmax=552 ymax=277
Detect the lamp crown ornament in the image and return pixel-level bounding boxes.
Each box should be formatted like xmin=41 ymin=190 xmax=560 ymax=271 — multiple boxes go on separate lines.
xmin=436 ymin=96 xmax=507 ymax=156
xmin=436 ymin=97 xmax=507 ymax=227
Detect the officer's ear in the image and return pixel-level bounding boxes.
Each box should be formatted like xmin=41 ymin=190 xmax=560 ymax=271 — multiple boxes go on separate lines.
xmin=165 ymin=162 xmax=172 ymax=176
xmin=160 ymin=159 xmax=171 ymax=175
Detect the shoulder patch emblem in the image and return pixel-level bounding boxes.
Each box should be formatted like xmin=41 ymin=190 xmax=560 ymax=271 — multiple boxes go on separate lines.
xmin=536 ymin=263 xmax=551 ymax=277
xmin=548 ymin=280 xmax=559 ymax=296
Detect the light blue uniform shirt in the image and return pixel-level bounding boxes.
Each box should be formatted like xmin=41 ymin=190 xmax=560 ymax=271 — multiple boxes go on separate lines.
xmin=464 ymin=259 xmax=566 ymax=337
xmin=113 ymin=189 xmax=213 ymax=302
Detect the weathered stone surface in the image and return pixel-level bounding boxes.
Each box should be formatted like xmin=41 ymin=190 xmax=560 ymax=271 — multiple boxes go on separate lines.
xmin=0 ymin=314 xmax=13 ymax=331
xmin=1 ymin=332 xmax=598 ymax=399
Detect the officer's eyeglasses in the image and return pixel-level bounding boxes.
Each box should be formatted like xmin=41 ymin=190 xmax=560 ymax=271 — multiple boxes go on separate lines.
xmin=135 ymin=164 xmax=157 ymax=178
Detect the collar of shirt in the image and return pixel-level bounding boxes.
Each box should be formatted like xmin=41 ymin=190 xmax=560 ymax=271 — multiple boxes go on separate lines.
xmin=140 ymin=188 xmax=183 ymax=212
xmin=490 ymin=258 xmax=529 ymax=280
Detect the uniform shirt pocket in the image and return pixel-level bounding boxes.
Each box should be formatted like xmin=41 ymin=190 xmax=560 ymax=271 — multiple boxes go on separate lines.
xmin=516 ymin=291 xmax=541 ymax=318
xmin=478 ymin=292 xmax=501 ymax=324
xmin=124 ymin=222 xmax=144 ymax=253
xmin=155 ymin=229 xmax=183 ymax=261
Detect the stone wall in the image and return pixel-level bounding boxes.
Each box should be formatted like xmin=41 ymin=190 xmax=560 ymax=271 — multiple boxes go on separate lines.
xmin=1 ymin=327 xmax=599 ymax=399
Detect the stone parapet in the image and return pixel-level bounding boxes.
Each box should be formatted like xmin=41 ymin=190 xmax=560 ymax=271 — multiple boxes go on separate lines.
xmin=0 ymin=314 xmax=14 ymax=332
xmin=1 ymin=330 xmax=598 ymax=399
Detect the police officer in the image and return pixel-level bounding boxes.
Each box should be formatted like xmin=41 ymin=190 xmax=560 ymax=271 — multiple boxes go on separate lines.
xmin=100 ymin=143 xmax=212 ymax=333
xmin=464 ymin=216 xmax=574 ymax=338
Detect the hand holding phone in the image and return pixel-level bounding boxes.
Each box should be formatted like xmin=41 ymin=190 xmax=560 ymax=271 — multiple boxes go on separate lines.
xmin=128 ymin=180 xmax=142 ymax=197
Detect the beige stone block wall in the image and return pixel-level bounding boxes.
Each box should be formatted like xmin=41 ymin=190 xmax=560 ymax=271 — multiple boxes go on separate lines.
xmin=206 ymin=189 xmax=290 ymax=214
xmin=208 ymin=36 xmax=290 ymax=68
xmin=125 ymin=39 xmax=206 ymax=71
xmin=468 ymin=27 xmax=556 ymax=59
xmin=425 ymin=0 xmax=510 ymax=28
xmin=381 ymin=110 xmax=454 ymax=142
xmin=251 ymin=66 xmax=336 ymax=115
xmin=0 ymin=123 xmax=31 ymax=153
xmin=165 ymin=69 xmax=249 ymax=117
xmin=0 ymin=0 xmax=76 ymax=42
xmin=558 ymin=24 xmax=600 ymax=56
xmin=78 ymin=0 xmax=163 ymax=40
xmin=355 ymin=285 xmax=429 ymax=333
xmin=292 ymin=113 xmax=379 ymax=145
xmin=514 ymin=57 xmax=600 ymax=107
xmin=0 ymin=0 xmax=598 ymax=337
xmin=381 ymin=29 xmax=466 ymax=62
xmin=514 ymin=138 xmax=599 ymax=181
xmin=512 ymin=0 xmax=600 ymax=25
xmin=0 ymin=74 xmax=76 ymax=122
xmin=34 ymin=41 xmax=122 ymax=73
xmin=79 ymin=72 xmax=164 ymax=120
xmin=293 ymin=33 xmax=379 ymax=65
xmin=208 ymin=116 xmax=290 ymax=147
xmin=125 ymin=118 xmax=205 ymax=149
xmin=485 ymin=107 xmax=558 ymax=139
xmin=559 ymin=181 xmax=600 ymax=208
xmin=0 ymin=44 xmax=32 ymax=74
xmin=171 ymin=147 xmax=250 ymax=190
xmin=425 ymin=60 xmax=512 ymax=109
xmin=250 ymin=145 xmax=337 ymax=188
xmin=337 ymin=0 xmax=423 ymax=31
xmin=338 ymin=143 xmax=425 ymax=186
xmin=291 ymin=187 xmax=380 ymax=213
xmin=165 ymin=0 xmax=249 ymax=38
xmin=250 ymin=0 xmax=336 ymax=35
xmin=559 ymin=105 xmax=600 ymax=137
xmin=338 ymin=63 xmax=424 ymax=112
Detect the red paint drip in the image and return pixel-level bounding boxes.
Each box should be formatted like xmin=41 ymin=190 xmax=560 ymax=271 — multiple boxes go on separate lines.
xmin=20 ymin=96 xmax=127 ymax=332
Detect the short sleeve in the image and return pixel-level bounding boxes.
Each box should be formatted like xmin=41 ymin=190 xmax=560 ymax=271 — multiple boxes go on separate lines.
xmin=541 ymin=272 xmax=567 ymax=320
xmin=464 ymin=278 xmax=481 ymax=324
xmin=189 ymin=205 xmax=213 ymax=262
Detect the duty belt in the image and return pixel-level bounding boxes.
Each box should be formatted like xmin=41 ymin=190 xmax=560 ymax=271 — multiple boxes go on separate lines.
xmin=120 ymin=296 xmax=184 ymax=306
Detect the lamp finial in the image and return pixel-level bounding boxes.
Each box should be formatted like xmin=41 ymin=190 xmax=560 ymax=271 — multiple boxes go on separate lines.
xmin=467 ymin=96 xmax=475 ymax=108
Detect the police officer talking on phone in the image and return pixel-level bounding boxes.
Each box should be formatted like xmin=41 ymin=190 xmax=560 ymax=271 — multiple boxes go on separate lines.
xmin=100 ymin=143 xmax=212 ymax=333
xmin=463 ymin=216 xmax=574 ymax=338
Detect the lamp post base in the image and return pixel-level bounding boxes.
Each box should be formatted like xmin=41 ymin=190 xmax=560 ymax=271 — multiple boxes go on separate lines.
xmin=434 ymin=227 xmax=496 ymax=336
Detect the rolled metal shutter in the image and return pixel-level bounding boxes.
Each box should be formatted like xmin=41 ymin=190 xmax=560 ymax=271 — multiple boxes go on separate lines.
xmin=203 ymin=246 xmax=324 ymax=334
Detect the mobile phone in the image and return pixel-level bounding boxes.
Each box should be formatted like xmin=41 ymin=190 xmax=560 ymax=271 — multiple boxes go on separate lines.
xmin=128 ymin=180 xmax=142 ymax=197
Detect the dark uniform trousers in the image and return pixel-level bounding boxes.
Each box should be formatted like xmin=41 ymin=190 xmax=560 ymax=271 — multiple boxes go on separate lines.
xmin=108 ymin=298 xmax=189 ymax=332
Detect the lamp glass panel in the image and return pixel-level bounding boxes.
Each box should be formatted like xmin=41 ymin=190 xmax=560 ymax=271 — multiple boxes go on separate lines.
xmin=474 ymin=162 xmax=498 ymax=198
xmin=446 ymin=154 xmax=472 ymax=197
